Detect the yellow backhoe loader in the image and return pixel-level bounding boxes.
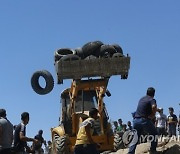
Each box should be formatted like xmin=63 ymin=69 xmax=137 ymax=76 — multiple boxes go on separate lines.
xmin=31 ymin=41 xmax=130 ymax=153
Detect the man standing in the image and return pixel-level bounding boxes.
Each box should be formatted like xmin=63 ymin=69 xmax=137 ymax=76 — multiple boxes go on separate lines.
xmin=13 ymin=112 xmax=38 ymax=154
xmin=127 ymin=121 xmax=132 ymax=131
xmin=33 ymin=130 xmax=45 ymax=154
xmin=167 ymin=107 xmax=178 ymax=137
xmin=118 ymin=119 xmax=123 ymax=132
xmin=113 ymin=121 xmax=120 ymax=134
xmin=128 ymin=87 xmax=158 ymax=154
xmin=74 ymin=108 xmax=99 ymax=154
xmin=155 ymin=108 xmax=167 ymax=136
xmin=0 ymin=109 xmax=13 ymax=154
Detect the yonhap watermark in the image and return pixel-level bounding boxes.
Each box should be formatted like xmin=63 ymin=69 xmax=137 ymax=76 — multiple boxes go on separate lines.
xmin=122 ymin=129 xmax=138 ymax=147
xmin=122 ymin=129 xmax=180 ymax=148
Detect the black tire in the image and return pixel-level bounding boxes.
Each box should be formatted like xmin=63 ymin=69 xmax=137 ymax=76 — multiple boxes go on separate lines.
xmin=82 ymin=41 xmax=103 ymax=58
xmin=31 ymin=70 xmax=54 ymax=95
xmin=60 ymin=54 xmax=80 ymax=61
xmin=114 ymin=133 xmax=124 ymax=151
xmin=53 ymin=134 xmax=70 ymax=154
xmin=84 ymin=55 xmax=97 ymax=60
xmin=112 ymin=52 xmax=124 ymax=58
xmin=74 ymin=47 xmax=84 ymax=59
xmin=54 ymin=48 xmax=75 ymax=62
xmin=111 ymin=44 xmax=123 ymax=54
xmin=100 ymin=45 xmax=116 ymax=58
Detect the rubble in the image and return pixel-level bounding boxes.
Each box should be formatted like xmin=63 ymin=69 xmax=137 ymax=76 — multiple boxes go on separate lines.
xmin=110 ymin=141 xmax=180 ymax=154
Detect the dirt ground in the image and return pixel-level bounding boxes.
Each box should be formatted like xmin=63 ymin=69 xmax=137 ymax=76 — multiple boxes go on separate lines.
xmin=110 ymin=141 xmax=180 ymax=154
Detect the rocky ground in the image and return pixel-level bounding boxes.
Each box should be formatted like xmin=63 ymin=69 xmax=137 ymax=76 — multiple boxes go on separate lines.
xmin=108 ymin=141 xmax=180 ymax=154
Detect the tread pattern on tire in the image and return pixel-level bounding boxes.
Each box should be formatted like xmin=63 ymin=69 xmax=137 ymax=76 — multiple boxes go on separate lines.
xmin=53 ymin=134 xmax=70 ymax=154
xmin=31 ymin=70 xmax=54 ymax=95
xmin=114 ymin=133 xmax=125 ymax=151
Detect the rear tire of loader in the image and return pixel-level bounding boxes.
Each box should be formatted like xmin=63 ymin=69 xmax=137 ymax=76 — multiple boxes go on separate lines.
xmin=31 ymin=70 xmax=54 ymax=95
xmin=53 ymin=134 xmax=70 ymax=154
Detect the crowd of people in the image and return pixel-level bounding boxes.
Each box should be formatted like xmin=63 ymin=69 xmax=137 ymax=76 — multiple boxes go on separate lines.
xmin=1 ymin=87 xmax=180 ymax=154
xmin=0 ymin=109 xmax=52 ymax=154
xmin=113 ymin=107 xmax=180 ymax=137
xmin=111 ymin=87 xmax=180 ymax=154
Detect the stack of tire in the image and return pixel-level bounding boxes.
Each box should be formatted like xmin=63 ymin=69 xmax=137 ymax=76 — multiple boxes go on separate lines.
xmin=54 ymin=40 xmax=124 ymax=63
xmin=31 ymin=41 xmax=125 ymax=95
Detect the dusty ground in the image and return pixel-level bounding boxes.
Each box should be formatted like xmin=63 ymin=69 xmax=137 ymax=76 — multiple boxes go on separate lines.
xmin=109 ymin=141 xmax=180 ymax=154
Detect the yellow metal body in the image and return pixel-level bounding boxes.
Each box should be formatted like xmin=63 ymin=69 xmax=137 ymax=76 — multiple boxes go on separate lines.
xmin=51 ymin=78 xmax=114 ymax=153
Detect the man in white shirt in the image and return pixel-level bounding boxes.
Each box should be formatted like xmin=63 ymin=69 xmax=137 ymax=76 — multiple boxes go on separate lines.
xmin=155 ymin=108 xmax=167 ymax=136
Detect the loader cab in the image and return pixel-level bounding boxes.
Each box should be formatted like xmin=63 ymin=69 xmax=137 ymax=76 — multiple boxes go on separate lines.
xmin=60 ymin=87 xmax=108 ymax=136
xmin=60 ymin=89 xmax=98 ymax=123
xmin=75 ymin=90 xmax=98 ymax=112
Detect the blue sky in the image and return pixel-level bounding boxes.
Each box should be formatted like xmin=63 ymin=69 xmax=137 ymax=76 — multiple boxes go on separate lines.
xmin=1 ymin=1 xmax=180 ymax=142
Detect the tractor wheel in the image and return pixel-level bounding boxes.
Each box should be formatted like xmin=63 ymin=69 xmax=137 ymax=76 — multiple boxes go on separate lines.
xmin=53 ymin=134 xmax=70 ymax=154
xmin=114 ymin=133 xmax=124 ymax=151
xmin=31 ymin=70 xmax=54 ymax=95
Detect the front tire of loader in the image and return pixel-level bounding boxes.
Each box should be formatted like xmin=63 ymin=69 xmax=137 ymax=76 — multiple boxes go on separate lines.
xmin=53 ymin=134 xmax=70 ymax=154
xmin=114 ymin=133 xmax=124 ymax=151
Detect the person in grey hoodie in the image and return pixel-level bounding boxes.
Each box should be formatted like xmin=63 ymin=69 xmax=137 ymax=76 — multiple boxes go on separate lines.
xmin=0 ymin=109 xmax=13 ymax=154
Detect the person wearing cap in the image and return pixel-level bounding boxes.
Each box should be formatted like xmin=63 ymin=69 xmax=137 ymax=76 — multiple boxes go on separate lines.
xmin=155 ymin=108 xmax=167 ymax=136
xmin=33 ymin=129 xmax=45 ymax=154
xmin=13 ymin=112 xmax=38 ymax=153
xmin=167 ymin=107 xmax=178 ymax=137
xmin=74 ymin=108 xmax=100 ymax=154
xmin=0 ymin=109 xmax=13 ymax=154
xmin=128 ymin=87 xmax=159 ymax=154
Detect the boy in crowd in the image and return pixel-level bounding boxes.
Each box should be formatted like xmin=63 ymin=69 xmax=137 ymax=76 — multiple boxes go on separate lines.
xmin=167 ymin=107 xmax=178 ymax=137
